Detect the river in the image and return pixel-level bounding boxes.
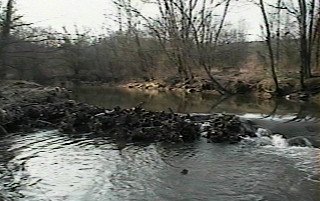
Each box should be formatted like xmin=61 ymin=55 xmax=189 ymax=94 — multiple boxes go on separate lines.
xmin=0 ymin=86 xmax=319 ymax=201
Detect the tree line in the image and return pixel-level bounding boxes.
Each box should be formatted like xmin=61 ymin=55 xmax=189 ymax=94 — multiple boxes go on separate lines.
xmin=0 ymin=0 xmax=319 ymax=95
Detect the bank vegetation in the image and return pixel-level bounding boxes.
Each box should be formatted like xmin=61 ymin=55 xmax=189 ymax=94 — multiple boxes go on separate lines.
xmin=0 ymin=0 xmax=319 ymax=99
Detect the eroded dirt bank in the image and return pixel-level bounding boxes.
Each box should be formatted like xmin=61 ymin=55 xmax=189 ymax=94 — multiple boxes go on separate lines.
xmin=120 ymin=75 xmax=320 ymax=102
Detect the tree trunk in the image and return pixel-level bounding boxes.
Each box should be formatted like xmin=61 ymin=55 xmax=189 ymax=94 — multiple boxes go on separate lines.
xmin=259 ymin=0 xmax=281 ymax=94
xmin=298 ymin=0 xmax=311 ymax=82
xmin=0 ymin=0 xmax=14 ymax=80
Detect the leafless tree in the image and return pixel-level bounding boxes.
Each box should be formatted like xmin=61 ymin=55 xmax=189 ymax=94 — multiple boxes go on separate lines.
xmin=255 ymin=0 xmax=281 ymax=94
xmin=121 ymin=0 xmax=234 ymax=94
xmin=278 ymin=0 xmax=320 ymax=86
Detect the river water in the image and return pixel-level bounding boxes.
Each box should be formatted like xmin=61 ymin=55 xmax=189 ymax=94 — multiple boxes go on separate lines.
xmin=0 ymin=87 xmax=319 ymax=201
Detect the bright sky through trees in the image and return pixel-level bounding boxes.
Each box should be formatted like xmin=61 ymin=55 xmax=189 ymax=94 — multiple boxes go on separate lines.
xmin=16 ymin=0 xmax=262 ymax=40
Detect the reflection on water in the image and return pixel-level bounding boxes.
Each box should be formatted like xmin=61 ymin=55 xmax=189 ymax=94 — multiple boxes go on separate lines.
xmin=72 ymin=86 xmax=320 ymax=119
xmin=0 ymin=130 xmax=319 ymax=201
xmin=1 ymin=86 xmax=320 ymax=201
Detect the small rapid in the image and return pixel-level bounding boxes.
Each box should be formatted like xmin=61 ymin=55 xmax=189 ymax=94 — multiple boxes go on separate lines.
xmin=241 ymin=127 xmax=315 ymax=148
xmin=240 ymin=128 xmax=320 ymax=185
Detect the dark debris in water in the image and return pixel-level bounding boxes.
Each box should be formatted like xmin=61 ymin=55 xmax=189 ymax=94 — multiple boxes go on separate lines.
xmin=0 ymin=81 xmax=257 ymax=144
xmin=197 ymin=114 xmax=257 ymax=144
xmin=181 ymin=169 xmax=189 ymax=175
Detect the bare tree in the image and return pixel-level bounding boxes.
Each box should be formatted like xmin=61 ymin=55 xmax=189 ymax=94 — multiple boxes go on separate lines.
xmin=0 ymin=0 xmax=42 ymax=80
xmin=313 ymin=5 xmax=320 ymax=71
xmin=193 ymin=0 xmax=232 ymax=94
xmin=123 ymin=0 xmax=233 ymax=94
xmin=0 ymin=0 xmax=15 ymax=79
xmin=279 ymin=0 xmax=320 ymax=86
xmin=257 ymin=0 xmax=281 ymax=94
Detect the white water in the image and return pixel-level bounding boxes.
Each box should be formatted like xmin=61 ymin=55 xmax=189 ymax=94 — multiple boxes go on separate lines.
xmin=241 ymin=128 xmax=315 ymax=148
xmin=240 ymin=128 xmax=320 ymax=184
xmin=270 ymin=134 xmax=289 ymax=148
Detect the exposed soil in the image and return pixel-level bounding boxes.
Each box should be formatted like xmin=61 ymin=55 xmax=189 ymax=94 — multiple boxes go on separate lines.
xmin=120 ymin=73 xmax=320 ymax=102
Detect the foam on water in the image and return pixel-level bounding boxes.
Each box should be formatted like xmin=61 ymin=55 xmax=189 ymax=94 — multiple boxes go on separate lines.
xmin=270 ymin=134 xmax=289 ymax=148
xmin=240 ymin=113 xmax=300 ymax=121
xmin=242 ymin=128 xmax=320 ymax=183
xmin=242 ymin=128 xmax=315 ymax=149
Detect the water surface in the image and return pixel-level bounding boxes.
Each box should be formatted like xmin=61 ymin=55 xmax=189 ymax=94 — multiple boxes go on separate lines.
xmin=72 ymin=86 xmax=320 ymax=117
xmin=0 ymin=87 xmax=319 ymax=201
xmin=1 ymin=130 xmax=319 ymax=201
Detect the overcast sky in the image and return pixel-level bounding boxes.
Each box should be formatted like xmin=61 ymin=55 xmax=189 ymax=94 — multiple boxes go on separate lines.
xmin=16 ymin=0 xmax=263 ymax=40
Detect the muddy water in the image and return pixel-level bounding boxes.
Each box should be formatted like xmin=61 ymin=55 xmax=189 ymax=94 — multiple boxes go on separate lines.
xmin=0 ymin=86 xmax=319 ymax=201
xmin=72 ymin=87 xmax=320 ymax=116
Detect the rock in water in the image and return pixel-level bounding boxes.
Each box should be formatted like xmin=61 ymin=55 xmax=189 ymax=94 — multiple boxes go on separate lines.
xmin=287 ymin=136 xmax=313 ymax=147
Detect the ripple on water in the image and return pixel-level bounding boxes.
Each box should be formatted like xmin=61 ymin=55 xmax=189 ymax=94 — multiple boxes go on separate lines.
xmin=261 ymin=146 xmax=320 ymax=182
xmin=0 ymin=130 xmax=320 ymax=201
xmin=240 ymin=130 xmax=320 ymax=184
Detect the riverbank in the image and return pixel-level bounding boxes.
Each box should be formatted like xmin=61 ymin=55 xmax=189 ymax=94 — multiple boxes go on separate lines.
xmin=119 ymin=74 xmax=320 ymax=102
xmin=0 ymin=80 xmax=260 ymax=144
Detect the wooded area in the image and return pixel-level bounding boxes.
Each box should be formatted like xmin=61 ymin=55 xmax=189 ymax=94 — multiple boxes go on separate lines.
xmin=0 ymin=0 xmax=319 ymax=95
